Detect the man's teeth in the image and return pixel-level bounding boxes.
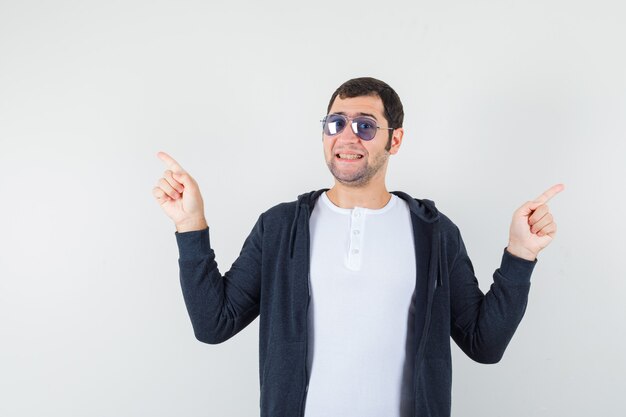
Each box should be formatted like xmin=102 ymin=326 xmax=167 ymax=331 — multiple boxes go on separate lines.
xmin=338 ymin=154 xmax=363 ymax=159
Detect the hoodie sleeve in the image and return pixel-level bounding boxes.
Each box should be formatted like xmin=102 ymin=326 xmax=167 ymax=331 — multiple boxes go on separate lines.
xmin=174 ymin=213 xmax=264 ymax=344
xmin=449 ymin=227 xmax=537 ymax=363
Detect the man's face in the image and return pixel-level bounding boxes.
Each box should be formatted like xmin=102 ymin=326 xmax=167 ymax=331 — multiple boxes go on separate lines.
xmin=323 ymin=95 xmax=402 ymax=187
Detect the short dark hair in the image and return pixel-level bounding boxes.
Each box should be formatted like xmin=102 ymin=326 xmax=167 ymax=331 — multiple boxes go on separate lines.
xmin=326 ymin=77 xmax=404 ymax=150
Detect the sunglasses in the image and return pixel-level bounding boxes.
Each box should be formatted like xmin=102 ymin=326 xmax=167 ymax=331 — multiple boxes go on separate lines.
xmin=321 ymin=113 xmax=394 ymax=141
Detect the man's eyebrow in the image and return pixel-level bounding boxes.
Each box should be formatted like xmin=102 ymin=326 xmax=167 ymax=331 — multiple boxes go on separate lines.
xmin=335 ymin=111 xmax=378 ymax=121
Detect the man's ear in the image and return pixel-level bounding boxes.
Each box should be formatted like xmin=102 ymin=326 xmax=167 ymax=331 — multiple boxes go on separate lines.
xmin=388 ymin=128 xmax=404 ymax=155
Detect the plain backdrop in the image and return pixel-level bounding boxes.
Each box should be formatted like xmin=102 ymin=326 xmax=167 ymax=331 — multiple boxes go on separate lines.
xmin=1 ymin=0 xmax=625 ymax=416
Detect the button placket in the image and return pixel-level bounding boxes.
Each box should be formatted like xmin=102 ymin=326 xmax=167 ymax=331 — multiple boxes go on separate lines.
xmin=347 ymin=208 xmax=365 ymax=270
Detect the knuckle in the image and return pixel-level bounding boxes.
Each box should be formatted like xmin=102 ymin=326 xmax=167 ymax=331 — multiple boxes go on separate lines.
xmin=153 ymin=188 xmax=165 ymax=199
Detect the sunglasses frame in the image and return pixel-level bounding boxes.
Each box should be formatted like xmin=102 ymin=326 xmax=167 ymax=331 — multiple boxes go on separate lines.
xmin=320 ymin=113 xmax=394 ymax=141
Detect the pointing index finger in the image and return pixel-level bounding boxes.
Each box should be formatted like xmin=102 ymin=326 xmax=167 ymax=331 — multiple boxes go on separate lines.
xmin=157 ymin=151 xmax=186 ymax=174
xmin=533 ymin=183 xmax=565 ymax=204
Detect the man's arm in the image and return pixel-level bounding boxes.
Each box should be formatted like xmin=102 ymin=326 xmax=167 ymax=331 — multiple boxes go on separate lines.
xmin=153 ymin=151 xmax=262 ymax=344
xmin=175 ymin=217 xmax=263 ymax=344
xmin=449 ymin=184 xmax=563 ymax=363
xmin=449 ymin=233 xmax=536 ymax=363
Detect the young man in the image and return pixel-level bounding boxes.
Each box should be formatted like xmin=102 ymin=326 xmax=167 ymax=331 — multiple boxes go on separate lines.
xmin=153 ymin=77 xmax=562 ymax=417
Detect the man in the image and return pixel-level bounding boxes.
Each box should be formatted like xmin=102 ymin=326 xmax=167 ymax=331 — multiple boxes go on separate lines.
xmin=152 ymin=77 xmax=562 ymax=417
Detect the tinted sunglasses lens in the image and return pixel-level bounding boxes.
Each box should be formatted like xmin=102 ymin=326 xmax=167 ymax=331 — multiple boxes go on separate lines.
xmin=324 ymin=114 xmax=347 ymax=135
xmin=353 ymin=118 xmax=377 ymax=141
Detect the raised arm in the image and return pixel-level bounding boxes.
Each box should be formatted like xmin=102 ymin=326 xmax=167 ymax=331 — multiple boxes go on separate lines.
xmin=450 ymin=184 xmax=563 ymax=363
xmin=153 ymin=151 xmax=261 ymax=344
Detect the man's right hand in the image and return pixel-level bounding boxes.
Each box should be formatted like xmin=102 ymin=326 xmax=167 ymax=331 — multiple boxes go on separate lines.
xmin=153 ymin=151 xmax=208 ymax=233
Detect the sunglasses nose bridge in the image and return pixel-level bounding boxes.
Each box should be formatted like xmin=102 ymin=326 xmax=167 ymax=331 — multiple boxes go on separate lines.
xmin=336 ymin=120 xmax=362 ymax=143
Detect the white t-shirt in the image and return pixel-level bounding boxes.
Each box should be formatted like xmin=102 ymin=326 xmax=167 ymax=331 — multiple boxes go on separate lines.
xmin=304 ymin=192 xmax=417 ymax=417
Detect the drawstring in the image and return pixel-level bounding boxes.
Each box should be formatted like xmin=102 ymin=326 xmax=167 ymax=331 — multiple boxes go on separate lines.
xmin=289 ymin=201 xmax=301 ymax=258
xmin=437 ymin=240 xmax=443 ymax=287
xmin=434 ymin=221 xmax=443 ymax=287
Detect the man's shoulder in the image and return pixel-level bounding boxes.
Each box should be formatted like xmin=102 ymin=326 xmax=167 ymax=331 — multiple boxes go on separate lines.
xmin=262 ymin=199 xmax=298 ymax=219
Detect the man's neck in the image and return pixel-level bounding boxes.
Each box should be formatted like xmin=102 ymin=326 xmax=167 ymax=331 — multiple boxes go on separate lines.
xmin=326 ymin=182 xmax=391 ymax=209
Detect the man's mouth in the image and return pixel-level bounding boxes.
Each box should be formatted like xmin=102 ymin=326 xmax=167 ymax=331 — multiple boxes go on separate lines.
xmin=336 ymin=153 xmax=364 ymax=160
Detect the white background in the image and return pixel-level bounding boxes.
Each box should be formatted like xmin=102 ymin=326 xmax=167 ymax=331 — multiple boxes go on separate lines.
xmin=1 ymin=0 xmax=625 ymax=416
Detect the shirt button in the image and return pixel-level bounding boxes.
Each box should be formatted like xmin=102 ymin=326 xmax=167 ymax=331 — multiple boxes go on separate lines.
xmin=352 ymin=249 xmax=360 ymax=254
xmin=353 ymin=230 xmax=360 ymax=235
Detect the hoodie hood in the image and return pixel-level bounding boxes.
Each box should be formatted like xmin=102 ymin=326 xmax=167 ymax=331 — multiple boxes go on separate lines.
xmin=390 ymin=190 xmax=440 ymax=223
xmin=288 ymin=189 xmax=326 ymax=258
xmin=288 ymin=189 xmax=441 ymax=258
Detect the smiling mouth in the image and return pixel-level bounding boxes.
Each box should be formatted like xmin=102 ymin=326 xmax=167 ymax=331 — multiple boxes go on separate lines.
xmin=336 ymin=153 xmax=363 ymax=160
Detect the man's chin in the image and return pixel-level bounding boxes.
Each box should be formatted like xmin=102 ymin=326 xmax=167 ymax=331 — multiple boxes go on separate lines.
xmin=330 ymin=170 xmax=370 ymax=188
xmin=336 ymin=178 xmax=369 ymax=188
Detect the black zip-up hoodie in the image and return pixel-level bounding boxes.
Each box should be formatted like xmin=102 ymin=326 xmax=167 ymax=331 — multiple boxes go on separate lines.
xmin=174 ymin=190 xmax=537 ymax=416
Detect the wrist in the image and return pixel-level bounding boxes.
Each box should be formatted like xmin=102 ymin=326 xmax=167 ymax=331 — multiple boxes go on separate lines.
xmin=176 ymin=217 xmax=208 ymax=233
xmin=506 ymin=244 xmax=537 ymax=261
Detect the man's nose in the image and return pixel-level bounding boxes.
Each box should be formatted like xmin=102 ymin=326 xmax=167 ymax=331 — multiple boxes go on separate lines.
xmin=337 ymin=122 xmax=361 ymax=143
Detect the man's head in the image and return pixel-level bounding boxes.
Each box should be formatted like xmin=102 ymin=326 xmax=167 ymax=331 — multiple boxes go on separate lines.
xmin=323 ymin=77 xmax=405 ymax=188
xmin=326 ymin=77 xmax=404 ymax=151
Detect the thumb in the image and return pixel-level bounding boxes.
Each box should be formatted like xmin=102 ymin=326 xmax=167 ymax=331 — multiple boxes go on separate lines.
xmin=515 ymin=200 xmax=534 ymax=215
xmin=172 ymin=172 xmax=193 ymax=188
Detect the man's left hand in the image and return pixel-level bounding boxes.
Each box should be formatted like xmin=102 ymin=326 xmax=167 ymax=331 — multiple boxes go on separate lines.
xmin=506 ymin=184 xmax=565 ymax=261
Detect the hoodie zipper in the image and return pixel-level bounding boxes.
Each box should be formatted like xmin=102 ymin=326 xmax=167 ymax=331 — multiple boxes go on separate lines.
xmin=412 ymin=223 xmax=441 ymax=415
xmin=412 ymin=276 xmax=438 ymax=416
